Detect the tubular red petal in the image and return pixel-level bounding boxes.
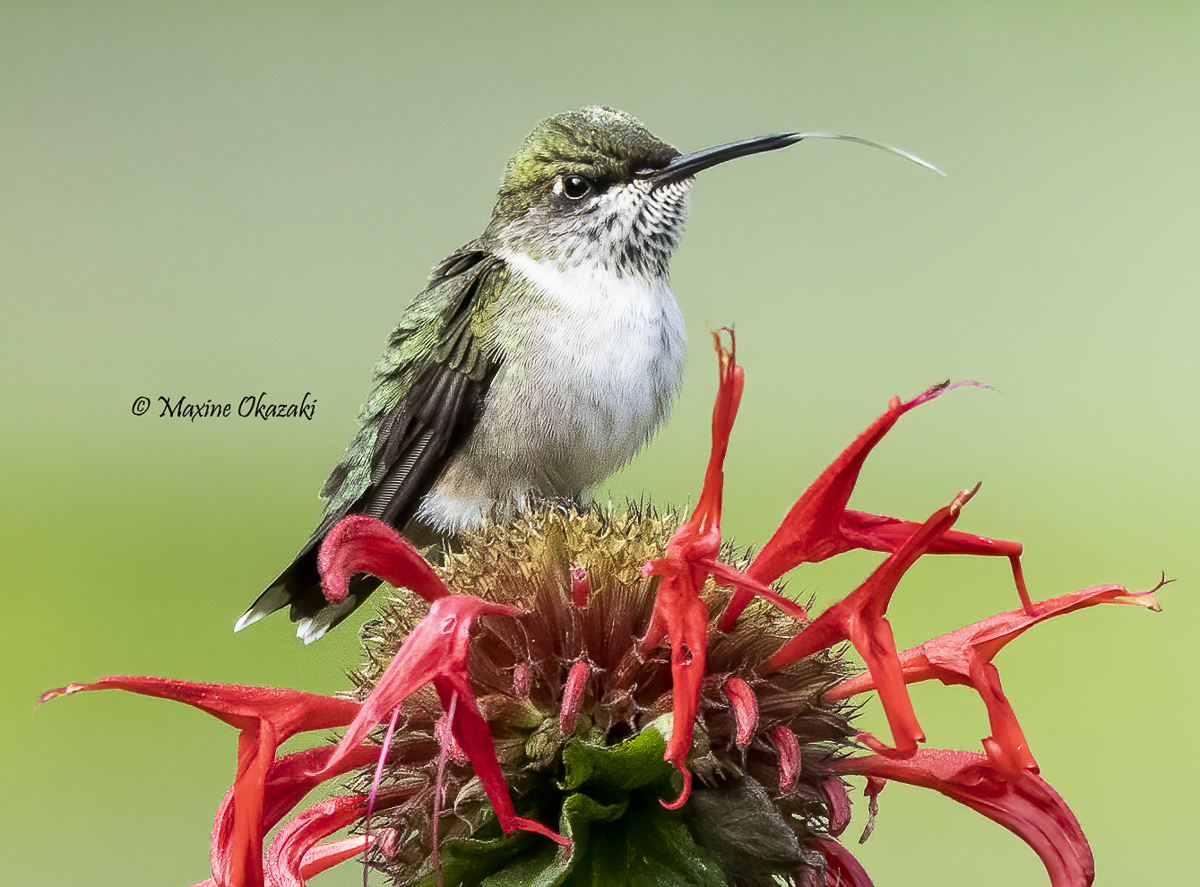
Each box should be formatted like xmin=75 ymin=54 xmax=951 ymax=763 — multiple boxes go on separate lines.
xmin=825 ymin=582 xmax=1161 ymax=777
xmin=748 ymin=383 xmax=977 ymax=586
xmin=209 ymin=743 xmax=380 ymax=885
xmin=560 ymin=660 xmax=591 ymax=735
xmin=639 ymin=566 xmax=707 ymax=800
xmin=320 ymin=595 xmax=518 ymax=776
xmin=723 ymin=676 xmax=759 ymax=751
xmin=655 ymin=580 xmax=710 ymax=804
xmin=317 ymin=514 xmax=449 ymax=604
xmin=662 ymin=767 xmax=694 ymax=812
xmin=298 ymin=834 xmax=375 ymax=880
xmin=811 ymin=837 xmax=877 ymax=887
xmin=692 ymin=329 xmax=744 ymax=533
xmin=39 ymin=676 xmax=361 ymax=887
xmin=721 ymin=383 xmax=981 ymax=632
xmin=773 ymin=725 xmax=801 ymax=794
xmin=843 ymin=750 xmax=1095 ymax=887
xmin=821 ymin=778 xmax=852 ymax=838
xmin=317 ymin=594 xmax=566 ymax=848
xmin=841 ymin=511 xmax=1033 ymax=615
xmin=38 ymin=677 xmax=360 ymax=737
xmin=764 ymin=490 xmax=976 ymax=756
xmin=708 ymin=561 xmax=808 ymax=624
xmin=265 ymin=794 xmax=369 ymax=887
xmin=636 ymin=331 xmax=748 ymax=804
xmin=436 ymin=681 xmax=570 ymax=846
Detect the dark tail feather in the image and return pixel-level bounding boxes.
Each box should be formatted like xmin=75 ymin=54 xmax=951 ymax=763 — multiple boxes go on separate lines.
xmin=234 ymin=548 xmax=381 ymax=644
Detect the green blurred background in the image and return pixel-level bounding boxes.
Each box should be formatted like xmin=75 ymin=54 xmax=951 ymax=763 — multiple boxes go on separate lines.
xmin=4 ymin=2 xmax=1196 ymax=884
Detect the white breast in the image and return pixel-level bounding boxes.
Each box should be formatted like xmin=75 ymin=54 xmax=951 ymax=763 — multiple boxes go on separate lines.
xmin=417 ymin=250 xmax=687 ymax=534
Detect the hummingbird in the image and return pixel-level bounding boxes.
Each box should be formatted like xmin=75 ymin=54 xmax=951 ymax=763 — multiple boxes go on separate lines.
xmin=235 ymin=106 xmax=940 ymax=643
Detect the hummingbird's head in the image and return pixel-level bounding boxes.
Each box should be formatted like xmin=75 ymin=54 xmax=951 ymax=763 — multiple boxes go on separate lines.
xmin=485 ymin=107 xmax=682 ymax=278
xmin=485 ymin=107 xmax=799 ymax=279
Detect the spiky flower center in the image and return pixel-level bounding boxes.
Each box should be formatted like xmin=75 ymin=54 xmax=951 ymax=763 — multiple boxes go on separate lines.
xmin=347 ymin=506 xmax=853 ymax=886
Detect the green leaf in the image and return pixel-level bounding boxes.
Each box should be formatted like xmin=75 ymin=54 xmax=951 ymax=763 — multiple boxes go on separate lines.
xmin=425 ymin=723 xmax=728 ymax=887
xmin=562 ymin=792 xmax=727 ymax=887
xmin=414 ymin=822 xmax=535 ymax=887
xmin=560 ymin=718 xmax=678 ymax=796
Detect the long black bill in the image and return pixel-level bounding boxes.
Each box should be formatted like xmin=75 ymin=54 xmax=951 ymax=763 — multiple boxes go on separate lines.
xmin=642 ymin=131 xmax=945 ymax=186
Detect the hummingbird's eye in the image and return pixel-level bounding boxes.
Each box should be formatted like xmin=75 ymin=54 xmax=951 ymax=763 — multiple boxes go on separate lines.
xmin=560 ymin=174 xmax=594 ymax=200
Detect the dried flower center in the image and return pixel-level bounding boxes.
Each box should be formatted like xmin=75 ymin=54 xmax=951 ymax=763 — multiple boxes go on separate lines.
xmin=347 ymin=506 xmax=854 ymax=886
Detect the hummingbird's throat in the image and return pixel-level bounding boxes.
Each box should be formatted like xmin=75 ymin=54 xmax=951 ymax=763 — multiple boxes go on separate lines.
xmin=503 ymin=177 xmax=691 ymax=280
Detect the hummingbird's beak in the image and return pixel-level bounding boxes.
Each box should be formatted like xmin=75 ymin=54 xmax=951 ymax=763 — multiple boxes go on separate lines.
xmin=643 ymin=133 xmax=802 ymax=186
xmin=641 ymin=131 xmax=945 ymax=187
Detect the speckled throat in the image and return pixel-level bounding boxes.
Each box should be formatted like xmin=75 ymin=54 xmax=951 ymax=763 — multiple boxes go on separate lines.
xmin=494 ymin=175 xmax=693 ymax=281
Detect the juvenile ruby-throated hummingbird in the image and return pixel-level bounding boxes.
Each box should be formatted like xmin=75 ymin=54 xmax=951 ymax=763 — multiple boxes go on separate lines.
xmin=236 ymin=106 xmax=939 ymax=642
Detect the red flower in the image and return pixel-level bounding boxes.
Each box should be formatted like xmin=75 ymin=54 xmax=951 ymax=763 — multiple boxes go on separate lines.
xmin=320 ymin=514 xmax=568 ymax=848
xmin=760 ymin=485 xmax=986 ymax=758
xmin=826 ymin=582 xmax=1163 ymax=779
xmin=318 ymin=515 xmax=448 ymax=606
xmin=635 ymin=332 xmax=1161 ymax=886
xmin=38 ymin=517 xmax=568 ymax=886
xmin=42 ymin=332 xmax=1163 ymax=887
xmin=641 ymin=331 xmax=809 ymax=806
xmin=720 ymin=381 xmax=1032 ymax=631
xmin=320 ymin=594 xmax=568 ymax=847
xmin=38 ymin=677 xmax=363 ymax=887
xmin=843 ymin=750 xmax=1096 ymax=887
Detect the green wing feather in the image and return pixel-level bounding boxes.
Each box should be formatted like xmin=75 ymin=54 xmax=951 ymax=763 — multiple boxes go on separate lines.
xmin=236 ymin=244 xmax=506 ymax=640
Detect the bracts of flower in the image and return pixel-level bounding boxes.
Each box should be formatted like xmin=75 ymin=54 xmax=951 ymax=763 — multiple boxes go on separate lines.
xmin=40 ymin=331 xmax=1163 ymax=887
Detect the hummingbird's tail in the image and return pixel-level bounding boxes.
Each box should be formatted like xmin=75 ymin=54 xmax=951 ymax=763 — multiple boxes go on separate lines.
xmin=234 ymin=548 xmax=382 ymax=644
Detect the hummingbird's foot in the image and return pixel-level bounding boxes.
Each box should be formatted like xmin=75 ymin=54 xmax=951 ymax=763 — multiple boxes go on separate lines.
xmin=541 ymin=495 xmax=585 ymax=518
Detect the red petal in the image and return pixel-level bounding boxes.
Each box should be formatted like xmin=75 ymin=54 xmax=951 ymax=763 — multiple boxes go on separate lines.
xmin=720 ymin=381 xmax=987 ymax=631
xmin=320 ymin=595 xmax=516 ymax=775
xmin=317 ymin=514 xmax=449 ymax=604
xmin=826 ymin=583 xmax=1161 ymax=778
xmin=208 ymin=743 xmax=380 ymax=883
xmin=772 ymin=725 xmax=801 ymax=794
xmin=841 ymin=510 xmax=1032 ymax=614
xmin=264 ymin=794 xmax=370 ymax=887
xmin=435 ymin=679 xmax=570 ymax=846
xmin=748 ymin=382 xmax=977 ymax=583
xmin=722 ymin=676 xmax=758 ymax=751
xmin=811 ymin=837 xmax=877 ymax=887
xmin=764 ymin=487 xmax=978 ymax=757
xmin=39 ymin=677 xmax=360 ymax=887
xmin=843 ymin=750 xmax=1095 ymax=887
xmin=821 ymin=777 xmax=852 ymax=838
xmin=637 ymin=331 xmax=743 ymax=807
xmin=297 ymin=834 xmax=375 ymax=880
xmin=318 ymin=594 xmax=567 ymax=847
xmin=560 ymin=660 xmax=591 ymax=736
xmin=38 ymin=676 xmax=359 ymax=736
xmin=640 ymin=571 xmax=710 ymax=808
xmin=691 ymin=329 xmax=744 ymax=534
xmin=708 ymin=560 xmax=808 ymax=624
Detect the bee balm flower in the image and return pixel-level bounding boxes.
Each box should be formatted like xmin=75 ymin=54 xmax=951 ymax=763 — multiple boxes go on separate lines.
xmin=41 ymin=332 xmax=1161 ymax=887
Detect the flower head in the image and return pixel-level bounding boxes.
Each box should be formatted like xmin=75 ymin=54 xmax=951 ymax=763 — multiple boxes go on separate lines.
xmin=41 ymin=333 xmax=1162 ymax=887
